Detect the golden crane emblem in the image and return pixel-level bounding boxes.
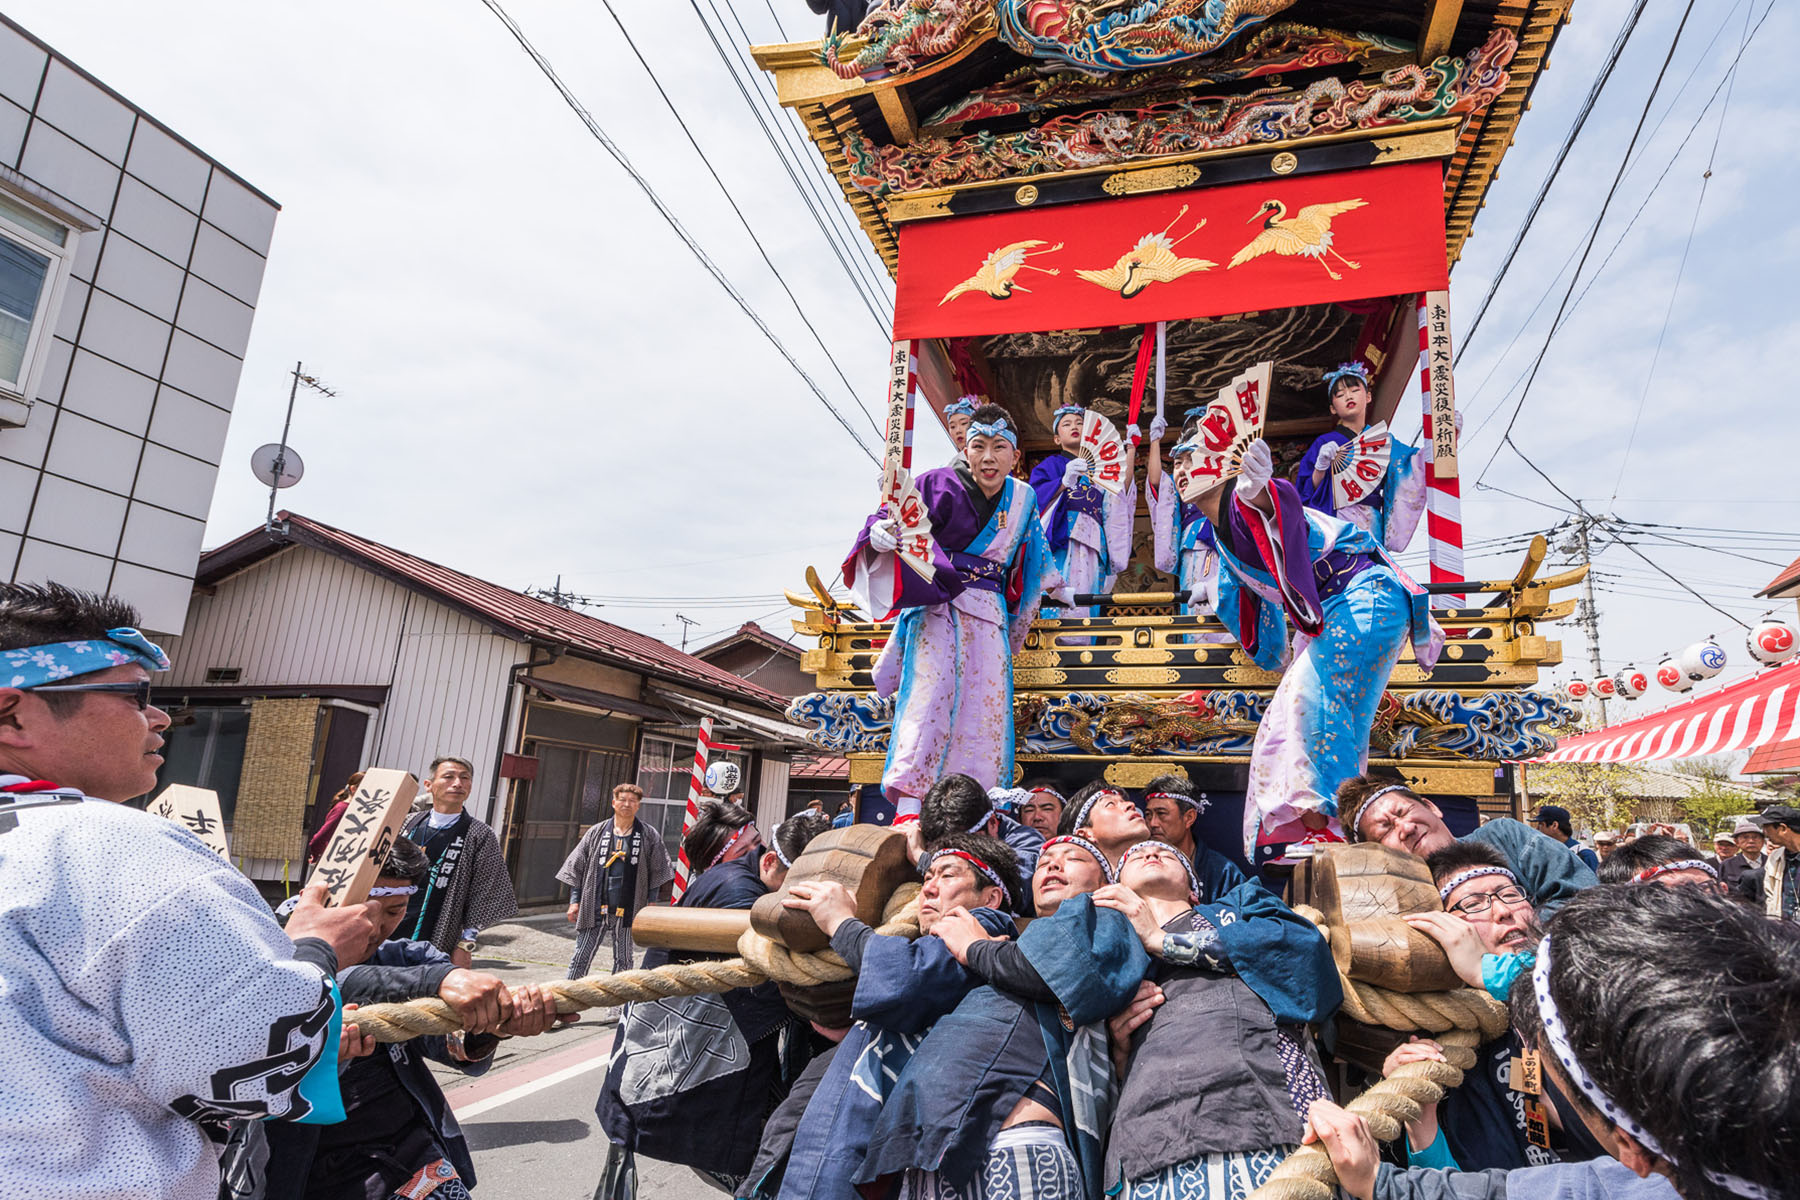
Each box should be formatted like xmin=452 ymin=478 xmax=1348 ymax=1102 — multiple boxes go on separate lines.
xmin=1074 ymin=205 xmax=1215 ymax=298
xmin=1228 ymin=197 xmax=1368 ymax=280
xmin=938 ymin=239 xmax=1065 ymax=305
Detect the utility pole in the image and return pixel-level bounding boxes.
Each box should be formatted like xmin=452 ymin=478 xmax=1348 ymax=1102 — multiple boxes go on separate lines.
xmin=676 ymin=613 xmax=700 ymax=651
xmin=266 ymin=361 xmax=335 ymax=531
xmin=1570 ymin=514 xmax=1608 ymax=726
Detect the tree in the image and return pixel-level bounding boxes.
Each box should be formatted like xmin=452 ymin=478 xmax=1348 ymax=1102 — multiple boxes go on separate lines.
xmin=1524 ymin=760 xmax=1643 ymax=837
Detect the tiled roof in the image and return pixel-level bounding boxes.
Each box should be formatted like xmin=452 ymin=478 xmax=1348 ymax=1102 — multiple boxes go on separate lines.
xmin=790 ymin=755 xmax=849 ymax=780
xmin=199 ymin=512 xmax=788 ymax=711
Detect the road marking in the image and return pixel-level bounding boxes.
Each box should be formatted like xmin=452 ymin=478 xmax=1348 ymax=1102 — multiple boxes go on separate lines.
xmin=447 ymin=1033 xmax=613 ymax=1120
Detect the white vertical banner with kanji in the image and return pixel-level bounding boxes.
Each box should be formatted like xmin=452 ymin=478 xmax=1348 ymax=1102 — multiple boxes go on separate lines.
xmin=1417 ymin=292 xmax=1464 ymax=607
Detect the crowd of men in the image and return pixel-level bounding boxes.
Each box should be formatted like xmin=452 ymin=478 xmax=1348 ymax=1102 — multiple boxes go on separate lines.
xmin=3 ymin=580 xmax=1796 ymax=1200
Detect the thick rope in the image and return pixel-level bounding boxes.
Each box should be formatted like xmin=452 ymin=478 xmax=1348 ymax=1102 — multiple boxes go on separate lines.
xmin=1249 ymin=909 xmax=1509 ymax=1200
xmin=349 ymin=884 xmax=921 ymax=1044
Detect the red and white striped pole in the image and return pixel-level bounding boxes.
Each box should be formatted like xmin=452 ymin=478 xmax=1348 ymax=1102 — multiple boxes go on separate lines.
xmin=671 ymin=718 xmax=714 ymax=900
xmin=1417 ymin=293 xmax=1465 ymax=608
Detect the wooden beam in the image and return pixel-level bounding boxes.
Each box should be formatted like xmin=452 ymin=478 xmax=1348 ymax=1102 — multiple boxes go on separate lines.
xmin=874 ymin=86 xmax=918 ymax=145
xmin=1420 ymin=0 xmax=1466 ymax=63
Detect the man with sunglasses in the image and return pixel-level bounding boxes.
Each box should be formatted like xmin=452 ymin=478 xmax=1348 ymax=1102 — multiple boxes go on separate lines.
xmin=0 ymin=582 xmax=380 ymax=1200
xmin=1375 ymin=842 xmax=1604 ymax=1173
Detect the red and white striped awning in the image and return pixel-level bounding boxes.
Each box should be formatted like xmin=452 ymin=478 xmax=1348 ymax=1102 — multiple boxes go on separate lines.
xmin=1535 ymin=659 xmax=1800 ymax=763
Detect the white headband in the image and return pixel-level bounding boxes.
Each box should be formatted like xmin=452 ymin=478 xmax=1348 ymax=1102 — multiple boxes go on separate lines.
xmin=1532 ymin=937 xmax=1775 ymax=1199
xmin=1350 ymin=784 xmax=1414 ymax=840
xmin=367 ymin=884 xmax=418 ymax=898
xmin=1072 ymin=788 xmax=1126 ymax=833
xmin=1437 ymin=866 xmax=1517 ymax=904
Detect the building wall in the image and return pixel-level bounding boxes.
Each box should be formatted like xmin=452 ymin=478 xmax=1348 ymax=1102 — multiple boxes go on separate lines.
xmin=166 ymin=544 xmax=527 ymax=823
xmin=697 ymin=640 xmax=812 ymax=699
xmin=755 ymin=756 xmax=790 ymax=839
xmin=0 ymin=18 xmax=278 ymax=634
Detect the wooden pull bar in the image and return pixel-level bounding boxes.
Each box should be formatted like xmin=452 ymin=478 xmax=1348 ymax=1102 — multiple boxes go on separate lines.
xmin=631 ymin=905 xmax=753 ymax=955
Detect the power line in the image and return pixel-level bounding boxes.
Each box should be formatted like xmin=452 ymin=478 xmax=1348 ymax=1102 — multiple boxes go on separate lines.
xmin=595 ymin=0 xmax=884 ymax=439
xmin=479 ymin=0 xmax=881 ymax=465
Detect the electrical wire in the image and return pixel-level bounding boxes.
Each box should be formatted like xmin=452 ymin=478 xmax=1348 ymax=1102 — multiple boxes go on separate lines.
xmin=479 ymin=0 xmax=881 ymax=465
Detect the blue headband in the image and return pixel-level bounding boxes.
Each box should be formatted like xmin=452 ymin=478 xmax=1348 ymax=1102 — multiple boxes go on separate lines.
xmin=1323 ymin=361 xmax=1370 ymax=393
xmin=943 ymin=396 xmax=979 ymax=419
xmin=1052 ymin=404 xmax=1085 ymax=428
xmin=1169 ymin=439 xmax=1199 ymax=458
xmin=3 ymin=627 xmax=170 ymax=689
xmin=967 ymin=419 xmax=1017 ymax=448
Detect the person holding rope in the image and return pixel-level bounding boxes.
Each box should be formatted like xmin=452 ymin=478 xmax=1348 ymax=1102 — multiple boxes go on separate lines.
xmin=1304 ymin=884 xmax=1797 ymax=1200
xmin=595 ymin=805 xmax=832 ymax=1196
xmin=0 ymin=583 xmax=379 ymax=1200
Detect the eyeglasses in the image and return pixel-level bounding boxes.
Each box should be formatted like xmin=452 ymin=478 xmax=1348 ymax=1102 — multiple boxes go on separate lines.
xmin=1447 ymin=885 xmax=1530 ymax=916
xmin=28 ymin=679 xmax=154 ymax=711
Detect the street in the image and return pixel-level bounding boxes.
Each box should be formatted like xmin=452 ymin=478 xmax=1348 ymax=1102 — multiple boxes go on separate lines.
xmin=427 ymin=914 xmax=706 ymax=1199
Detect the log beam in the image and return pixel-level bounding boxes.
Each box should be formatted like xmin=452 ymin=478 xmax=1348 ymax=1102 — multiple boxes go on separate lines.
xmin=1420 ymin=0 xmax=1467 ymax=63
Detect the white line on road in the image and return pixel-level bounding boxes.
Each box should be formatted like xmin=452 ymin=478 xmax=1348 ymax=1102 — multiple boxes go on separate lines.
xmin=451 ymin=1050 xmax=611 ymax=1120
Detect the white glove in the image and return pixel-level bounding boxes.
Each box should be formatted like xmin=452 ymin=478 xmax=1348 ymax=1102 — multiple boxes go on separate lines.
xmin=1312 ymin=442 xmax=1339 ymax=475
xmin=1148 ymin=414 xmax=1168 ymax=443
xmin=1062 ymin=457 xmax=1089 ymax=488
xmin=1126 ymin=423 xmax=1141 ymax=443
xmin=1454 ymin=409 xmax=1464 ymax=435
xmin=869 ymin=518 xmax=899 ymax=553
xmin=1237 ymin=440 xmax=1273 ymax=500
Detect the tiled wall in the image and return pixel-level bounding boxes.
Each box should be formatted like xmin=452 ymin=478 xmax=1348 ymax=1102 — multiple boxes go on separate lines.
xmin=0 ymin=18 xmax=277 ymax=634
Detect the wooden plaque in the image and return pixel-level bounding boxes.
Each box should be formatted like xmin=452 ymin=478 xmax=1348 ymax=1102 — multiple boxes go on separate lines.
xmin=1420 ymin=290 xmax=1459 ymax=478
xmin=308 ymin=768 xmax=418 ymax=907
xmin=148 ymin=784 xmax=230 ymax=859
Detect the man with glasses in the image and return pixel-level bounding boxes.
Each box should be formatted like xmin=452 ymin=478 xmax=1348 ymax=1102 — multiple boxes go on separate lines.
xmin=0 ymin=582 xmax=380 ymax=1200
xmin=1338 ymin=774 xmax=1596 ymax=914
xmin=1377 ymin=842 xmax=1604 ymax=1172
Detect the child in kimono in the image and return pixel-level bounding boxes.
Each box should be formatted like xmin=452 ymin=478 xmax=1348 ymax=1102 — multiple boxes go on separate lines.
xmin=1029 ymin=403 xmax=1139 ymax=618
xmin=1146 ymin=413 xmax=1226 ymax=620
xmin=1293 ymin=362 xmax=1425 ymax=553
xmin=860 ymin=837 xmax=1149 ymax=1200
xmin=1093 ymin=840 xmax=1340 ymax=1200
xmin=1181 ymin=438 xmax=1443 ymax=861
xmin=845 ymin=404 xmax=1060 ymax=817
xmin=943 ymin=394 xmax=979 ymax=466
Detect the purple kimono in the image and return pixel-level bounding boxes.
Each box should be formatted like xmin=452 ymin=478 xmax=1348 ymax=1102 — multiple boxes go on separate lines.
xmin=1030 ymin=453 xmax=1136 ymax=618
xmin=1293 ymin=426 xmax=1425 ymax=552
xmin=843 ymin=468 xmax=1059 ymax=813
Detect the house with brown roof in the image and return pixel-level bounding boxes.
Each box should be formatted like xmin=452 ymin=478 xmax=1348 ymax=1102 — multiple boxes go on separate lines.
xmin=157 ymin=511 xmax=814 ymax=903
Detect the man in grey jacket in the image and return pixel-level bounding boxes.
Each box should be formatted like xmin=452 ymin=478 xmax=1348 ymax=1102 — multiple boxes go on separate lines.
xmin=1304 ymin=884 xmax=1794 ymax=1200
xmin=557 ymin=783 xmax=672 ymax=977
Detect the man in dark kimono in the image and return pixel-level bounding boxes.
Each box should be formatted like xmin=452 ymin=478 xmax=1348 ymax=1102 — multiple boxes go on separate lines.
xmin=558 ymin=783 xmax=673 ymax=977
xmin=393 ymin=755 xmax=518 ymax=967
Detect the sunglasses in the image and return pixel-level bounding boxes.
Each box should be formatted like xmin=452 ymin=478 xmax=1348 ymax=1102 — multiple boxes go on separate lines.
xmin=30 ymin=679 xmax=155 ymax=710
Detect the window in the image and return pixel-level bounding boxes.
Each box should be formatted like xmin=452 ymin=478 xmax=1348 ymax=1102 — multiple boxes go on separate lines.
xmin=156 ymin=704 xmax=251 ymax=823
xmin=636 ymin=734 xmax=749 ymax=850
xmin=0 ymin=190 xmax=75 ymax=401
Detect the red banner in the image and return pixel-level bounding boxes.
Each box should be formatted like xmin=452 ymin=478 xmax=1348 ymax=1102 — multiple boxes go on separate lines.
xmin=893 ymin=160 xmax=1449 ymax=341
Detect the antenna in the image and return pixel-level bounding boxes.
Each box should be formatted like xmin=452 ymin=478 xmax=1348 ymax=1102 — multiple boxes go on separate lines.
xmin=525 ymin=574 xmax=605 ymax=611
xmin=676 ymin=613 xmax=700 ymax=651
xmin=258 ymin=361 xmax=336 ymax=532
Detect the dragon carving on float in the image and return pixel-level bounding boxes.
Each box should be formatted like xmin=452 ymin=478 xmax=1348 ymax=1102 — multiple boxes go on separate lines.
xmin=823 ymin=0 xmax=993 ymax=80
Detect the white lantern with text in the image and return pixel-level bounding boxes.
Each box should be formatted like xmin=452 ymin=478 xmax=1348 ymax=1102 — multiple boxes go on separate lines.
xmin=1677 ymin=639 xmax=1727 ymax=683
xmin=1656 ymin=657 xmax=1693 ymax=694
xmin=1747 ymin=617 xmax=1799 ymax=667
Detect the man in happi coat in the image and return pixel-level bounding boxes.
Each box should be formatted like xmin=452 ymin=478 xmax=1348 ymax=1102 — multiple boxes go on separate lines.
xmin=1293 ymin=362 xmax=1425 ymax=552
xmin=845 ymin=403 xmax=1060 ymax=818
xmin=1174 ymin=437 xmax=1443 ymax=861
xmin=557 ymin=782 xmax=672 ymax=977
xmin=1095 ymin=841 xmax=1340 ymax=1200
xmin=393 ymin=755 xmax=517 ymax=966
xmin=1029 ymin=403 xmax=1138 ymax=618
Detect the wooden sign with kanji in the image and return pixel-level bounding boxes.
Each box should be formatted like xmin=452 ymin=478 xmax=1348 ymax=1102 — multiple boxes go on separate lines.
xmin=308 ymin=768 xmax=418 ymax=907
xmin=148 ymin=784 xmax=230 ymax=859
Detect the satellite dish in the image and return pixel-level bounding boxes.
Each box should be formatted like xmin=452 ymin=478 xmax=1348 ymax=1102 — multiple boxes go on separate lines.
xmin=251 ymin=443 xmax=304 ymax=489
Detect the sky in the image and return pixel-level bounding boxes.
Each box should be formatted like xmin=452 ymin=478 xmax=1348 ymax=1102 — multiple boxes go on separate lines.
xmin=10 ymin=0 xmax=1797 ymax=724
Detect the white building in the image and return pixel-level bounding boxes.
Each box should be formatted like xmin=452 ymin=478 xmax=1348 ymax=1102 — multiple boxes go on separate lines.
xmin=0 ymin=16 xmax=278 ymax=633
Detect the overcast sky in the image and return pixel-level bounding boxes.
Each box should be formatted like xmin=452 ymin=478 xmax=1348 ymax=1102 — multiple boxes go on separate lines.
xmin=11 ymin=0 xmax=1796 ymax=722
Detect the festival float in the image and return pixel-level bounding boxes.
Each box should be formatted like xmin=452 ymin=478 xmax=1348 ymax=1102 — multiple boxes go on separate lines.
xmin=754 ymin=0 xmax=1585 ymax=832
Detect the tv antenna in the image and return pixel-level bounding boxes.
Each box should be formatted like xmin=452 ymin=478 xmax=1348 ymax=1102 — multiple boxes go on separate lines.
xmin=257 ymin=361 xmax=336 ymax=531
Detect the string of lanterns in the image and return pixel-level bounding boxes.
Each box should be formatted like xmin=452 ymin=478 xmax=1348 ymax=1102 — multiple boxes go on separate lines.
xmin=1558 ymin=615 xmax=1796 ymax=704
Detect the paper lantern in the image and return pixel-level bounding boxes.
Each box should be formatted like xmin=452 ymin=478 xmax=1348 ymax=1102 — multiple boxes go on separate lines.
xmin=1677 ymin=639 xmax=1728 ymax=683
xmin=704 ymin=760 xmax=742 ymax=796
xmin=1615 ymin=667 xmax=1649 ymax=699
xmin=1656 ymin=657 xmax=1693 ymax=694
xmin=1565 ymin=679 xmax=1591 ymax=700
xmin=1747 ymin=617 xmax=1799 ymax=667
xmin=1591 ymin=676 xmax=1618 ymax=699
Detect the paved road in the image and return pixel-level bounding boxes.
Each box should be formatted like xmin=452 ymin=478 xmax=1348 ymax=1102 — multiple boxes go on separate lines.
xmin=424 ymin=914 xmax=711 ymax=1199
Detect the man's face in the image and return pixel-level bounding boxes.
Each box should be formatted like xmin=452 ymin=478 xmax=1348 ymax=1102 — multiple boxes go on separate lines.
xmin=1033 ymin=842 xmax=1105 ymax=916
xmin=1118 ymin=844 xmax=1191 ymax=902
xmin=0 ymin=664 xmax=170 ymax=801
xmin=1595 ymin=839 xmax=1617 ymax=860
xmin=352 ymin=876 xmax=418 ymax=966
xmin=1143 ymin=796 xmax=1194 ymax=848
xmin=946 ymin=412 xmax=972 ymax=452
xmin=1359 ymin=791 xmax=1453 ymax=856
xmin=427 ymin=761 xmax=473 ymax=810
xmin=1763 ymin=822 xmax=1800 ymax=852
xmin=1329 ymin=379 xmax=1370 ymax=423
xmin=1054 ymin=413 xmax=1083 ymax=454
xmin=1079 ymin=790 xmax=1148 ymax=854
xmin=920 ymin=855 xmax=1001 ymax=935
xmin=612 ymin=790 xmax=641 ymax=825
xmin=965 ymin=433 xmax=1018 ymax=499
xmin=1020 ymin=792 xmax=1063 ymax=837
xmin=1735 ymin=830 xmax=1765 ymax=856
xmin=1444 ymin=876 xmax=1538 ymax=954
xmin=1532 ymin=816 xmax=1564 ymax=840
xmin=1714 ymin=839 xmax=1738 ymax=860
